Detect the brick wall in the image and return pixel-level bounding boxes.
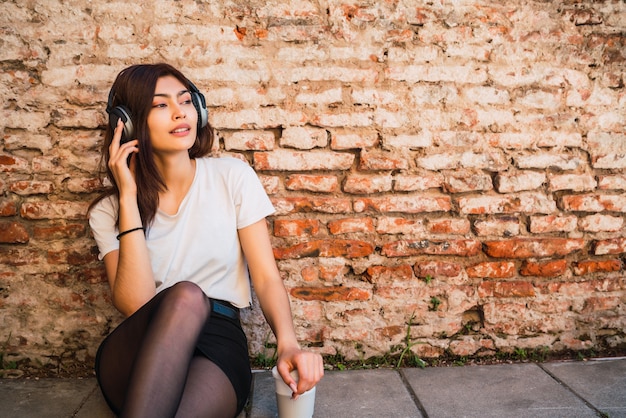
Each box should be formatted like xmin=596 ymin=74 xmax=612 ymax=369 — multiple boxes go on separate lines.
xmin=1 ymin=0 xmax=625 ymax=374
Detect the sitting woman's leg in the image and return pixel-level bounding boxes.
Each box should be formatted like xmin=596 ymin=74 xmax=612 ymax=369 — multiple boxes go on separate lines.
xmin=95 ymin=281 xmax=210 ymax=418
xmin=174 ymin=355 xmax=238 ymax=418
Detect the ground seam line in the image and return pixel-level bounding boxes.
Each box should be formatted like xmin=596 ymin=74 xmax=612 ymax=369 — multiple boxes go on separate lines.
xmin=399 ymin=369 xmax=430 ymax=418
xmin=537 ymin=363 xmax=606 ymax=418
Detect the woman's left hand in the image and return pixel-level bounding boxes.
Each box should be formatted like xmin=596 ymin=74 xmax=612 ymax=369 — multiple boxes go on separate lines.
xmin=276 ymin=347 xmax=324 ymax=399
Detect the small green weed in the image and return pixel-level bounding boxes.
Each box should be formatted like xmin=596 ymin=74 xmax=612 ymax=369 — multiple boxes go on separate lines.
xmin=429 ymin=297 xmax=442 ymax=311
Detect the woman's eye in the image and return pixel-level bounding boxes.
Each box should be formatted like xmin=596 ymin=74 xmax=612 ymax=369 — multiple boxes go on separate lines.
xmin=152 ymin=103 xmax=167 ymax=108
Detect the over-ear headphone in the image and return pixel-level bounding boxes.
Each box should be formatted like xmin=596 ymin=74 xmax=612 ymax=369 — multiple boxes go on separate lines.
xmin=106 ymin=79 xmax=209 ymax=144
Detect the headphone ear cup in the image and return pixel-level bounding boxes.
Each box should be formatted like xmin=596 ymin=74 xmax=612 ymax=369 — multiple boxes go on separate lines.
xmin=109 ymin=105 xmax=134 ymax=143
xmin=191 ymin=91 xmax=208 ymax=130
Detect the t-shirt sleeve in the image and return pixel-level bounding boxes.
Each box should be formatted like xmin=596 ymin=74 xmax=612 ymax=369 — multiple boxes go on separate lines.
xmin=232 ymin=162 xmax=275 ymax=229
xmin=88 ymin=196 xmax=120 ymax=260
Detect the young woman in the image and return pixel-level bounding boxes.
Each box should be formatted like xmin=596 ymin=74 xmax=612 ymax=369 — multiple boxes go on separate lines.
xmin=89 ymin=63 xmax=323 ymax=418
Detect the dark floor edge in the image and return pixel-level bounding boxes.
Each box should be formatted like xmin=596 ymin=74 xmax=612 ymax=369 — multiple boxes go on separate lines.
xmin=536 ymin=363 xmax=608 ymax=418
xmin=399 ymin=369 xmax=429 ymax=418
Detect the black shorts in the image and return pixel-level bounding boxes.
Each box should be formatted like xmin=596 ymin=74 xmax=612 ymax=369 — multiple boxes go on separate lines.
xmin=197 ymin=302 xmax=252 ymax=415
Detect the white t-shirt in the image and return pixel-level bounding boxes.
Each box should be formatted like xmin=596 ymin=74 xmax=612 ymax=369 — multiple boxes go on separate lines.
xmin=89 ymin=157 xmax=276 ymax=308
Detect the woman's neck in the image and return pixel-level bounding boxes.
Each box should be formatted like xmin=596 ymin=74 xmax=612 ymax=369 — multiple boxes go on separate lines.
xmin=155 ymin=154 xmax=197 ymax=215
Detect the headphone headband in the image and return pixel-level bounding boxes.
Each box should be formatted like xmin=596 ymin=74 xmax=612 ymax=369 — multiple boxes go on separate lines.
xmin=106 ymin=77 xmax=208 ymax=142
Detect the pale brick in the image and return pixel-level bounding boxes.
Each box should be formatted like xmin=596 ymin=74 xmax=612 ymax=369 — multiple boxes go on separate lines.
xmin=376 ymin=217 xmax=425 ymax=235
xmin=223 ymin=130 xmax=275 ymax=151
xmin=444 ymin=171 xmax=493 ymax=193
xmin=473 ymin=217 xmax=521 ymax=237
xmin=211 ymin=108 xmax=306 ymax=129
xmin=344 ymin=174 xmax=393 ymax=194
xmin=254 ymin=150 xmax=354 ymax=171
xmin=280 ymin=126 xmax=328 ymax=149
xmin=386 ymin=64 xmax=488 ymax=84
xmin=463 ymin=86 xmax=510 ymax=105
xmin=393 ymin=173 xmax=444 ymax=191
xmin=516 ymin=90 xmax=562 ymax=110
xmin=354 ymin=195 xmax=452 ymax=213
xmin=295 ymin=88 xmax=342 ymax=105
xmin=383 ymin=133 xmax=433 ymax=149
xmin=587 ymin=132 xmax=626 ymax=169
xmin=598 ymin=175 xmax=626 ymax=190
xmin=495 ymin=171 xmax=546 ymax=193
xmin=530 ymin=215 xmax=578 ymax=234
xmin=417 ymin=151 xmax=508 ymax=171
xmin=331 ymin=131 xmax=378 ymax=150
xmin=515 ymin=153 xmax=585 ymax=170
xmin=458 ymin=192 xmax=557 ymax=215
xmin=548 ymin=173 xmax=597 ymax=192
xmin=579 ymin=214 xmax=624 ymax=232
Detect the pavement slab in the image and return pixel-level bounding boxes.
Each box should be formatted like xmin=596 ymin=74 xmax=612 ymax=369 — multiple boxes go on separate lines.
xmin=249 ymin=369 xmax=423 ymax=418
xmin=542 ymin=358 xmax=626 ymax=418
xmin=0 ymin=378 xmax=100 ymax=418
xmin=402 ymin=363 xmax=598 ymax=418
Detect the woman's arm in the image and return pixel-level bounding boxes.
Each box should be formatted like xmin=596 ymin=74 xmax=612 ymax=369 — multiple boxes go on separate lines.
xmin=239 ymin=219 xmax=323 ymax=396
xmin=103 ymin=121 xmax=156 ymax=317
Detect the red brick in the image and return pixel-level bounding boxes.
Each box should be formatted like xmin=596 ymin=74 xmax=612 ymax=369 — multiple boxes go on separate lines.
xmin=319 ymin=264 xmax=348 ymax=281
xmin=20 ymin=201 xmax=88 ymax=220
xmin=520 ymin=259 xmax=568 ymax=277
xmin=573 ymin=259 xmax=622 ymax=276
xmin=414 ymin=261 xmax=462 ymax=278
xmin=285 ymin=175 xmax=338 ymax=192
xmin=290 ymin=286 xmax=370 ymax=301
xmin=382 ymin=239 xmax=481 ymax=257
xmin=48 ymin=247 xmax=98 ymax=265
xmin=0 ymin=199 xmax=17 ymax=216
xmin=0 ymin=154 xmax=29 ymax=172
xmin=66 ymin=177 xmax=104 ymax=193
xmin=376 ymin=217 xmax=424 ymax=234
xmin=327 ymin=217 xmax=375 ymax=234
xmin=354 ymin=195 xmax=452 ymax=213
xmin=365 ymin=265 xmax=415 ymax=283
xmin=561 ymin=194 xmax=626 ymax=212
xmin=0 ymin=248 xmax=42 ymax=266
xmin=32 ymin=223 xmax=86 ymax=240
xmin=479 ymin=281 xmax=536 ymax=298
xmin=273 ymin=219 xmax=320 ymax=237
xmin=0 ymin=221 xmax=29 ymax=243
xmin=581 ymin=296 xmax=621 ymax=313
xmin=484 ymin=238 xmax=585 ymax=258
xmin=593 ymin=238 xmax=626 ymax=255
xmin=466 ymin=262 xmax=516 ymax=279
xmin=9 ymin=180 xmax=54 ymax=195
xmin=427 ymin=218 xmax=470 ymax=234
xmin=443 ymin=171 xmax=493 ymax=193
xmin=271 ymin=197 xmax=352 ymax=214
xmin=274 ymin=239 xmax=374 ymax=259
xmin=359 ymin=150 xmax=409 ymax=171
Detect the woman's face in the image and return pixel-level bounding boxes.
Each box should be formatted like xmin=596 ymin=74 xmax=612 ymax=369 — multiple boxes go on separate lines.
xmin=147 ymin=75 xmax=198 ymax=156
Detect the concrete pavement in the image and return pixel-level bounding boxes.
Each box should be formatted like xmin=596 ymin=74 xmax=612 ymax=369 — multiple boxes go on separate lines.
xmin=1 ymin=357 xmax=624 ymax=417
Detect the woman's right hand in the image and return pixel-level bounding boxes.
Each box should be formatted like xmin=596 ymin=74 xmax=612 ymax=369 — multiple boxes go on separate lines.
xmin=108 ymin=119 xmax=139 ymax=195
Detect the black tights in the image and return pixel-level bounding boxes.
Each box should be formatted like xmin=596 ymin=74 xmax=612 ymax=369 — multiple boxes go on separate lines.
xmin=96 ymin=282 xmax=238 ymax=418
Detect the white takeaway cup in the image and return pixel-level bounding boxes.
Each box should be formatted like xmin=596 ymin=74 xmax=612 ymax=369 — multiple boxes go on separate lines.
xmin=271 ymin=366 xmax=316 ymax=418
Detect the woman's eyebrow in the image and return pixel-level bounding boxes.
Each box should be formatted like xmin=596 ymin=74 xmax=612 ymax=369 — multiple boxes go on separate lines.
xmin=153 ymin=90 xmax=190 ymax=99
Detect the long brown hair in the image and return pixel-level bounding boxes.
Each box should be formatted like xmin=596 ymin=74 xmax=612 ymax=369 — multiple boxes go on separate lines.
xmin=90 ymin=63 xmax=214 ymax=228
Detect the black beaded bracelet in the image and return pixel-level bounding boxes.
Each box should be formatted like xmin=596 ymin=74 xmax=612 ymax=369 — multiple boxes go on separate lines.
xmin=116 ymin=226 xmax=145 ymax=240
